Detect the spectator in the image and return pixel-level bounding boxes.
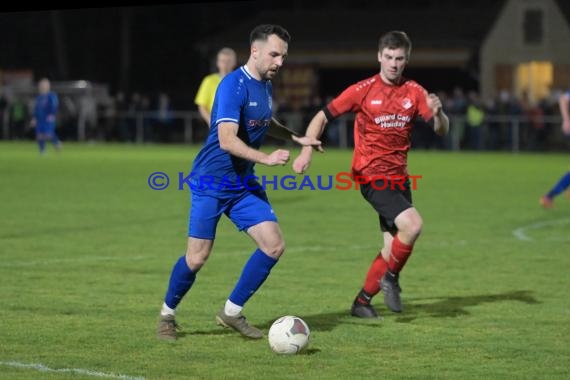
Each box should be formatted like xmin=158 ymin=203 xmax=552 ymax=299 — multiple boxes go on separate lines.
xmin=449 ymin=87 xmax=467 ymax=148
xmin=0 ymin=90 xmax=7 ymax=139
xmin=194 ymin=47 xmax=237 ymax=126
xmin=115 ymin=92 xmax=131 ymax=142
xmin=495 ymin=90 xmax=522 ymax=150
xmin=153 ymin=92 xmax=174 ymax=142
xmin=520 ymin=91 xmax=546 ymax=151
xmin=465 ymin=91 xmax=485 ymax=150
xmin=9 ymin=97 xmax=28 ymax=140
xmin=127 ymin=92 xmax=142 ymax=142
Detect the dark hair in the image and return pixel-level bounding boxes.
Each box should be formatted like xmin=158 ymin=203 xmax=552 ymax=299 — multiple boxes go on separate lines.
xmin=378 ymin=31 xmax=412 ymax=58
xmin=250 ymin=24 xmax=291 ymax=45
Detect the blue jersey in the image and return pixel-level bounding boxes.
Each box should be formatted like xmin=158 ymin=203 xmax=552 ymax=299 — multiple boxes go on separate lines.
xmin=190 ymin=66 xmax=273 ymax=193
xmin=34 ymin=92 xmax=58 ymax=126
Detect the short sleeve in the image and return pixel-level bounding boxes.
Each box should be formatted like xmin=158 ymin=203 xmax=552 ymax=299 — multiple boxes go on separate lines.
xmin=415 ymin=86 xmax=433 ymax=122
xmin=213 ymin=76 xmax=246 ymax=127
xmin=194 ymin=75 xmax=218 ymax=111
xmin=325 ymin=83 xmax=365 ymax=120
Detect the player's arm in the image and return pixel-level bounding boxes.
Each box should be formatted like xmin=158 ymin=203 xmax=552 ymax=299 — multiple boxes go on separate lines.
xmin=292 ymin=82 xmax=363 ymax=174
xmin=268 ymin=117 xmax=322 ymax=148
xmin=218 ymin=122 xmax=289 ymax=166
xmin=292 ymin=110 xmax=328 ymax=174
xmin=267 ymin=117 xmax=302 ymax=139
xmin=197 ymin=105 xmax=211 ymax=126
xmin=559 ymin=92 xmax=570 ymax=135
xmin=426 ymin=93 xmax=449 ymax=136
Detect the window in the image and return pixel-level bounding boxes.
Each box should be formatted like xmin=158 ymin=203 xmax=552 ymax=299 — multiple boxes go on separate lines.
xmin=523 ymin=9 xmax=543 ymax=45
xmin=515 ymin=61 xmax=553 ymax=102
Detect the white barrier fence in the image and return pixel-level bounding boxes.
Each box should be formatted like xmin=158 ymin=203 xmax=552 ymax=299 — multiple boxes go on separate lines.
xmin=1 ymin=110 xmax=567 ymax=151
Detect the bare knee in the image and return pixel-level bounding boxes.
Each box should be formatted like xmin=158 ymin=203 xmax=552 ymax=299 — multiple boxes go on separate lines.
xmin=185 ymin=240 xmax=213 ymax=272
xmin=186 ymin=250 xmax=208 ymax=272
xmin=401 ymin=219 xmax=422 ymax=243
xmin=395 ymin=209 xmax=423 ymax=244
xmin=260 ymin=239 xmax=285 ymax=259
xmin=408 ymin=219 xmax=423 ymax=239
xmin=381 ymin=247 xmax=391 ymax=262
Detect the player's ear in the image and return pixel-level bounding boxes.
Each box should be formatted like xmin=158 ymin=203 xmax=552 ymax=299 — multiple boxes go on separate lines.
xmin=377 ymin=50 xmax=382 ymax=63
xmin=251 ymin=43 xmax=259 ymax=60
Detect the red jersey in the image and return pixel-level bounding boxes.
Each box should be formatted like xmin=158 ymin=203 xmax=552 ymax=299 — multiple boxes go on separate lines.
xmin=325 ymin=74 xmax=433 ymax=177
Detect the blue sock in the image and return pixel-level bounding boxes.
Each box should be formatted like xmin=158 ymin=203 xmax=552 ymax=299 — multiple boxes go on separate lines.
xmin=229 ymin=249 xmax=278 ymax=306
xmin=546 ymin=171 xmax=570 ymax=198
xmin=164 ymin=255 xmax=196 ymax=309
xmin=51 ymin=134 xmax=61 ymax=146
xmin=38 ymin=139 xmax=46 ymax=153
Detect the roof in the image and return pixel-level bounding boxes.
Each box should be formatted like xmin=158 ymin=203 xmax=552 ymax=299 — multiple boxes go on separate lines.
xmin=196 ymin=7 xmax=505 ymax=68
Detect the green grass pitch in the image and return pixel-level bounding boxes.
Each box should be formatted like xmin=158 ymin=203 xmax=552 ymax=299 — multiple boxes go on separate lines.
xmin=0 ymin=142 xmax=569 ymax=379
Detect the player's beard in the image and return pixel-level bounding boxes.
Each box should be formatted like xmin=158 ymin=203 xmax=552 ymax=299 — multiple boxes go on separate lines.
xmin=383 ymin=67 xmax=403 ymax=84
xmin=262 ymin=65 xmax=280 ymax=80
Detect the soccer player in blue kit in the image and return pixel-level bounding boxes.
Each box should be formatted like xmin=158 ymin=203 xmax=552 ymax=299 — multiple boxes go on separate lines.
xmin=157 ymin=24 xmax=321 ymax=340
xmin=539 ymin=88 xmax=570 ymax=208
xmin=30 ymin=78 xmax=62 ymax=155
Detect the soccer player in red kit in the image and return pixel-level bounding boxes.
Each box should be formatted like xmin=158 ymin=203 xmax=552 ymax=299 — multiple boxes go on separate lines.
xmin=293 ymin=31 xmax=449 ymax=318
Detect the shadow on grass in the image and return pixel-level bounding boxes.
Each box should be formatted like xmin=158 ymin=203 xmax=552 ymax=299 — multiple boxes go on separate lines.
xmin=184 ymin=310 xmax=382 ymax=340
xmin=258 ymin=310 xmax=383 ymax=332
xmin=394 ymin=290 xmax=539 ymax=323
xmin=180 ymin=290 xmax=538 ymax=338
xmin=301 ymin=348 xmax=321 ymax=355
xmin=179 ymin=330 xmax=230 ymax=337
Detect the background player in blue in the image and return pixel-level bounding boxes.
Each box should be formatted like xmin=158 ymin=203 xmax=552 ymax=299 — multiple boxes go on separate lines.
xmin=30 ymin=78 xmax=62 ymax=155
xmin=540 ymin=89 xmax=570 ymax=208
xmin=157 ymin=24 xmax=320 ymax=340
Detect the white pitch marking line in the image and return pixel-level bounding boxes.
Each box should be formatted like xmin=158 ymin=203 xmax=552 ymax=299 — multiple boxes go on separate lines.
xmin=1 ymin=255 xmax=149 ymax=267
xmin=0 ymin=361 xmax=146 ymax=380
xmin=512 ymin=217 xmax=570 ymax=241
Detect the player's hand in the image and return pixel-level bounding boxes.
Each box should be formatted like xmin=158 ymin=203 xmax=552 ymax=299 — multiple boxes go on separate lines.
xmin=264 ymin=149 xmax=290 ymax=166
xmin=426 ymin=93 xmax=442 ymax=115
xmin=293 ymin=152 xmax=312 ymax=174
xmin=29 ymin=119 xmax=37 ymax=128
xmin=291 ymin=135 xmax=324 ymax=152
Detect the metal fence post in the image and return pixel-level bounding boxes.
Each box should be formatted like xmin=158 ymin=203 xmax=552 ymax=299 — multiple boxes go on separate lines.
xmin=2 ymin=111 xmax=10 ymax=139
xmin=451 ymin=116 xmax=461 ymax=151
xmin=511 ymin=119 xmax=519 ymax=153
xmin=78 ymin=112 xmax=86 ymax=141
xmin=184 ymin=113 xmax=193 ymax=143
xmin=136 ymin=113 xmax=144 ymax=143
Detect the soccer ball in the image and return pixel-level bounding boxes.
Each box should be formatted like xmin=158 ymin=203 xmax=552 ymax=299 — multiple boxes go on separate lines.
xmin=268 ymin=315 xmax=310 ymax=354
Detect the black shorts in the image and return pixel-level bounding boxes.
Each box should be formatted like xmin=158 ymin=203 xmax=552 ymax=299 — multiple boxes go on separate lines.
xmin=360 ymin=178 xmax=413 ymax=234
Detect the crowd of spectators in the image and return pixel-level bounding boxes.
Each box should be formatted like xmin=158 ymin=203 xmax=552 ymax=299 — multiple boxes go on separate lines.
xmin=0 ymin=86 xmax=567 ymax=151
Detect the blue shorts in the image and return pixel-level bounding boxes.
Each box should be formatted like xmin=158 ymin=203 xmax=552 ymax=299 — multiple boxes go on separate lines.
xmin=36 ymin=123 xmax=55 ymax=136
xmin=188 ymin=188 xmax=278 ymax=239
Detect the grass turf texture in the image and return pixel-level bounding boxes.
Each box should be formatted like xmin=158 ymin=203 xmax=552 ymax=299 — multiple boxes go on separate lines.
xmin=0 ymin=142 xmax=569 ymax=380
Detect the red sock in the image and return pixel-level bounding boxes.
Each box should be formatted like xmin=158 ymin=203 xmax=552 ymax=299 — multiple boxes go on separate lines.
xmin=361 ymin=253 xmax=389 ymax=297
xmin=388 ymin=235 xmax=414 ymax=273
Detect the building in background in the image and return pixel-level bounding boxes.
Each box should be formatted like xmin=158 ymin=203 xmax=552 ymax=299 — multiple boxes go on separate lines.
xmin=481 ymin=0 xmax=570 ymax=103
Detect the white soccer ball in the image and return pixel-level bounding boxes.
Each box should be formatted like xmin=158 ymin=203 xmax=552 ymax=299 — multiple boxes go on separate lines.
xmin=268 ymin=315 xmax=310 ymax=354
